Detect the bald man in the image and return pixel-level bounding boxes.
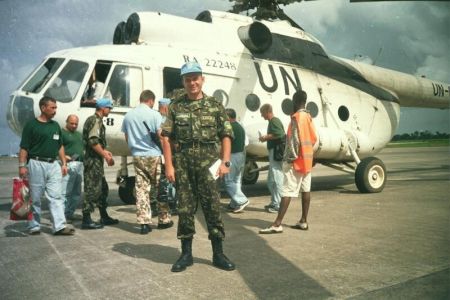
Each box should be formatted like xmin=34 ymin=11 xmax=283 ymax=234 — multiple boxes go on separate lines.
xmin=61 ymin=114 xmax=84 ymax=221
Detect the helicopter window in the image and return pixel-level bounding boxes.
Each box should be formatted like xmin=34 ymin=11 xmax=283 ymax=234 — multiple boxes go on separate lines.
xmin=338 ymin=105 xmax=350 ymax=122
xmin=22 ymin=58 xmax=65 ymax=93
xmin=44 ymin=60 xmax=88 ymax=103
xmin=306 ymin=102 xmax=318 ymax=118
xmin=105 ymin=64 xmax=143 ymax=107
xmin=81 ymin=61 xmax=113 ymax=107
xmin=213 ymin=89 xmax=229 ymax=107
xmin=245 ymin=93 xmax=260 ymax=112
xmin=281 ymin=98 xmax=293 ymax=116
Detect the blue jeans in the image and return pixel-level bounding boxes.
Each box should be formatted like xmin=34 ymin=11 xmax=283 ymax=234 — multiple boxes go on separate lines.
xmin=224 ymin=152 xmax=248 ymax=208
xmin=61 ymin=161 xmax=83 ymax=218
xmin=267 ymin=148 xmax=283 ymax=209
xmin=28 ymin=160 xmax=66 ymax=232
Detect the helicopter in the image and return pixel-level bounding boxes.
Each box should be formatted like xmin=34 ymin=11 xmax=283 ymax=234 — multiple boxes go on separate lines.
xmin=6 ymin=2 xmax=449 ymax=205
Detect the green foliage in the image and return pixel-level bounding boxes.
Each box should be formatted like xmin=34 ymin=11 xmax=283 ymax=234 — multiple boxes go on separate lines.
xmin=391 ymin=131 xmax=449 ymax=141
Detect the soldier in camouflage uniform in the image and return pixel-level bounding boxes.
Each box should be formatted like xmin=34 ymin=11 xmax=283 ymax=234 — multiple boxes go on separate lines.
xmin=161 ymin=62 xmax=236 ymax=272
xmin=81 ymin=98 xmax=119 ymax=229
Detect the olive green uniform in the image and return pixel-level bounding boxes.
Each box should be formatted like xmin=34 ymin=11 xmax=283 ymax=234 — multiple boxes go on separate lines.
xmin=82 ymin=113 xmax=109 ymax=213
xmin=161 ymin=94 xmax=233 ymax=240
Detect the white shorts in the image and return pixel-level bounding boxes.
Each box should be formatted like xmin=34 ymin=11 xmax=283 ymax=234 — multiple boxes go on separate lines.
xmin=280 ymin=162 xmax=312 ymax=197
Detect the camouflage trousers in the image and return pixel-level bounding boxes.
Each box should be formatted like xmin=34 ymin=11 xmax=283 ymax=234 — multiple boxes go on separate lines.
xmin=133 ymin=156 xmax=169 ymax=224
xmin=174 ymin=145 xmax=224 ymax=240
xmin=83 ymin=157 xmax=108 ymax=213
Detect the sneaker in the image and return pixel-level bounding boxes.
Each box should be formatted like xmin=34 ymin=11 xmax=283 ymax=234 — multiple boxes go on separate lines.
xmin=226 ymin=204 xmax=235 ymax=212
xmin=29 ymin=227 xmax=41 ymax=235
xmin=259 ymin=225 xmax=283 ymax=234
xmin=54 ymin=226 xmax=75 ymax=236
xmin=233 ymin=200 xmax=250 ymax=213
xmin=266 ymin=206 xmax=279 ymax=213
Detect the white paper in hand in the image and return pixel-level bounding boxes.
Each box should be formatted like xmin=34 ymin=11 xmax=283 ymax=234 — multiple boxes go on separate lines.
xmin=209 ymin=159 xmax=222 ymax=180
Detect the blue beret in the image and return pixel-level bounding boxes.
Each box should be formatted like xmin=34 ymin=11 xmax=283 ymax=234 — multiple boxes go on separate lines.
xmin=180 ymin=62 xmax=202 ymax=76
xmin=158 ymin=98 xmax=171 ymax=106
xmin=96 ymin=98 xmax=113 ymax=109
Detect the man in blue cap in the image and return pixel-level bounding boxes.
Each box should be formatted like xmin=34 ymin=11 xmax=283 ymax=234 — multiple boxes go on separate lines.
xmin=81 ymin=98 xmax=119 ymax=229
xmin=161 ymin=62 xmax=236 ymax=272
xmin=158 ymin=97 xmax=171 ymax=121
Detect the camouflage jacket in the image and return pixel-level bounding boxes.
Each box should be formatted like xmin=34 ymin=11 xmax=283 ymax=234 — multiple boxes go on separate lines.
xmin=83 ymin=113 xmax=106 ymax=159
xmin=161 ymin=93 xmax=233 ymax=144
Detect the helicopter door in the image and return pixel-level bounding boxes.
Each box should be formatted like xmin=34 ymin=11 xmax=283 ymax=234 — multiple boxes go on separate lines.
xmin=81 ymin=61 xmax=113 ymax=107
xmin=163 ymin=67 xmax=183 ymax=98
xmin=103 ymin=63 xmax=144 ymax=108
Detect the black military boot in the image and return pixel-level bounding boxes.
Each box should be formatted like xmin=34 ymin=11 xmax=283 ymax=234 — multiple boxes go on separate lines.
xmin=171 ymin=238 xmax=193 ymax=272
xmin=99 ymin=207 xmax=119 ymax=225
xmin=211 ymin=238 xmax=235 ymax=271
xmin=81 ymin=212 xmax=104 ymax=230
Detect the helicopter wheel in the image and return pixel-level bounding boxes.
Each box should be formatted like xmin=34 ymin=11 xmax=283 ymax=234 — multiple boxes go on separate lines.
xmin=118 ymin=176 xmax=136 ymax=204
xmin=355 ymin=157 xmax=386 ymax=193
xmin=242 ymin=161 xmax=259 ymax=185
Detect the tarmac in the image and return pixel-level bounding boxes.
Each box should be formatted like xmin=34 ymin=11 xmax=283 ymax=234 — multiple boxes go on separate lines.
xmin=0 ymin=147 xmax=449 ymax=299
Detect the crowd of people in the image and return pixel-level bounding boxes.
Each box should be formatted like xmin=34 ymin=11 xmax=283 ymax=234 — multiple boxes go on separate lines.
xmin=17 ymin=61 xmax=317 ymax=271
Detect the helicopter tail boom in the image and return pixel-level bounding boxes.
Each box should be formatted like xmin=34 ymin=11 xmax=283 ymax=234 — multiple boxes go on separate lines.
xmin=340 ymin=58 xmax=450 ymax=109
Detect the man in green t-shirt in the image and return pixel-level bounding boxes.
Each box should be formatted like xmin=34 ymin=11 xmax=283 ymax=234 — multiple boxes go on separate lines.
xmin=223 ymin=108 xmax=249 ymax=213
xmin=18 ymin=96 xmax=74 ymax=236
xmin=61 ymin=114 xmax=84 ymax=221
xmin=259 ymin=103 xmax=285 ymax=213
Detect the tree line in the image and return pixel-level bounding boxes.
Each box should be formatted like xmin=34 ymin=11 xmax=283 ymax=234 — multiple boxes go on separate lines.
xmin=392 ymin=131 xmax=449 ymax=141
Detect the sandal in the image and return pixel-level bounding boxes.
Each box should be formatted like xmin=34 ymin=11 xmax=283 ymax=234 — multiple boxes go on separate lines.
xmin=291 ymin=222 xmax=308 ymax=230
xmin=259 ymin=225 xmax=283 ymax=234
xmin=54 ymin=226 xmax=75 ymax=236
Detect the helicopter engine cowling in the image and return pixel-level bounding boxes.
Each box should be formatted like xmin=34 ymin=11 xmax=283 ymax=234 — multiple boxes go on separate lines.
xmin=113 ymin=21 xmax=126 ymax=44
xmin=238 ymin=22 xmax=272 ymax=53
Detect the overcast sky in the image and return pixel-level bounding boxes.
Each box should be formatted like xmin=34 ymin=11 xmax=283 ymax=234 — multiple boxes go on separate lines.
xmin=0 ymin=0 xmax=449 ymax=155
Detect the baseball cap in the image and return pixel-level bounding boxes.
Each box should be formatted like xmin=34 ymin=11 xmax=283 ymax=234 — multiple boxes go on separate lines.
xmin=180 ymin=62 xmax=202 ymax=76
xmin=158 ymin=98 xmax=171 ymax=106
xmin=96 ymin=98 xmax=113 ymax=109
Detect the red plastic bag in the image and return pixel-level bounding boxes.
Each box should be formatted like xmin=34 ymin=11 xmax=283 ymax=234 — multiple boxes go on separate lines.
xmin=10 ymin=178 xmax=33 ymax=221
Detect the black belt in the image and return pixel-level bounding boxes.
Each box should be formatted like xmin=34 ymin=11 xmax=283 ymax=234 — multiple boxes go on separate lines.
xmin=29 ymin=156 xmax=56 ymax=163
xmin=179 ymin=141 xmax=216 ymax=150
xmin=67 ymin=158 xmax=83 ymax=162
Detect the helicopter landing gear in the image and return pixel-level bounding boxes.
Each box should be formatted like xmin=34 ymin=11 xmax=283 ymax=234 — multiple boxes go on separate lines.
xmin=118 ymin=176 xmax=136 ymax=204
xmin=355 ymin=157 xmax=386 ymax=193
xmin=242 ymin=160 xmax=259 ymax=185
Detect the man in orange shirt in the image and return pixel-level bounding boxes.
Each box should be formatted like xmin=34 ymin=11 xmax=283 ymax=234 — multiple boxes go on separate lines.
xmin=260 ymin=90 xmax=317 ymax=234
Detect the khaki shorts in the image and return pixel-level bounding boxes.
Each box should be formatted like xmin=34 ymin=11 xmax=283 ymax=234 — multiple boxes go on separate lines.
xmin=280 ymin=162 xmax=312 ymax=197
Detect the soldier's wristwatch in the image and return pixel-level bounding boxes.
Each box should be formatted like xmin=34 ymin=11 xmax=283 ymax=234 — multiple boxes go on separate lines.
xmin=224 ymin=161 xmax=231 ymax=168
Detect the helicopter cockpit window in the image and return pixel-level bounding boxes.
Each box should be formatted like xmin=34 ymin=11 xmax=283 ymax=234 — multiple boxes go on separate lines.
xmin=22 ymin=58 xmax=65 ymax=93
xmin=105 ymin=65 xmax=143 ymax=107
xmin=44 ymin=60 xmax=89 ymax=103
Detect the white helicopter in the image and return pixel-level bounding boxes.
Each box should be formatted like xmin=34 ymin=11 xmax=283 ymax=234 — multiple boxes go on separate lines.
xmin=6 ymin=4 xmax=449 ymax=204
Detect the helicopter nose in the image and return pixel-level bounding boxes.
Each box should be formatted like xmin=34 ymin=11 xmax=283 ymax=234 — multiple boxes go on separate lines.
xmin=7 ymin=94 xmax=36 ymax=135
